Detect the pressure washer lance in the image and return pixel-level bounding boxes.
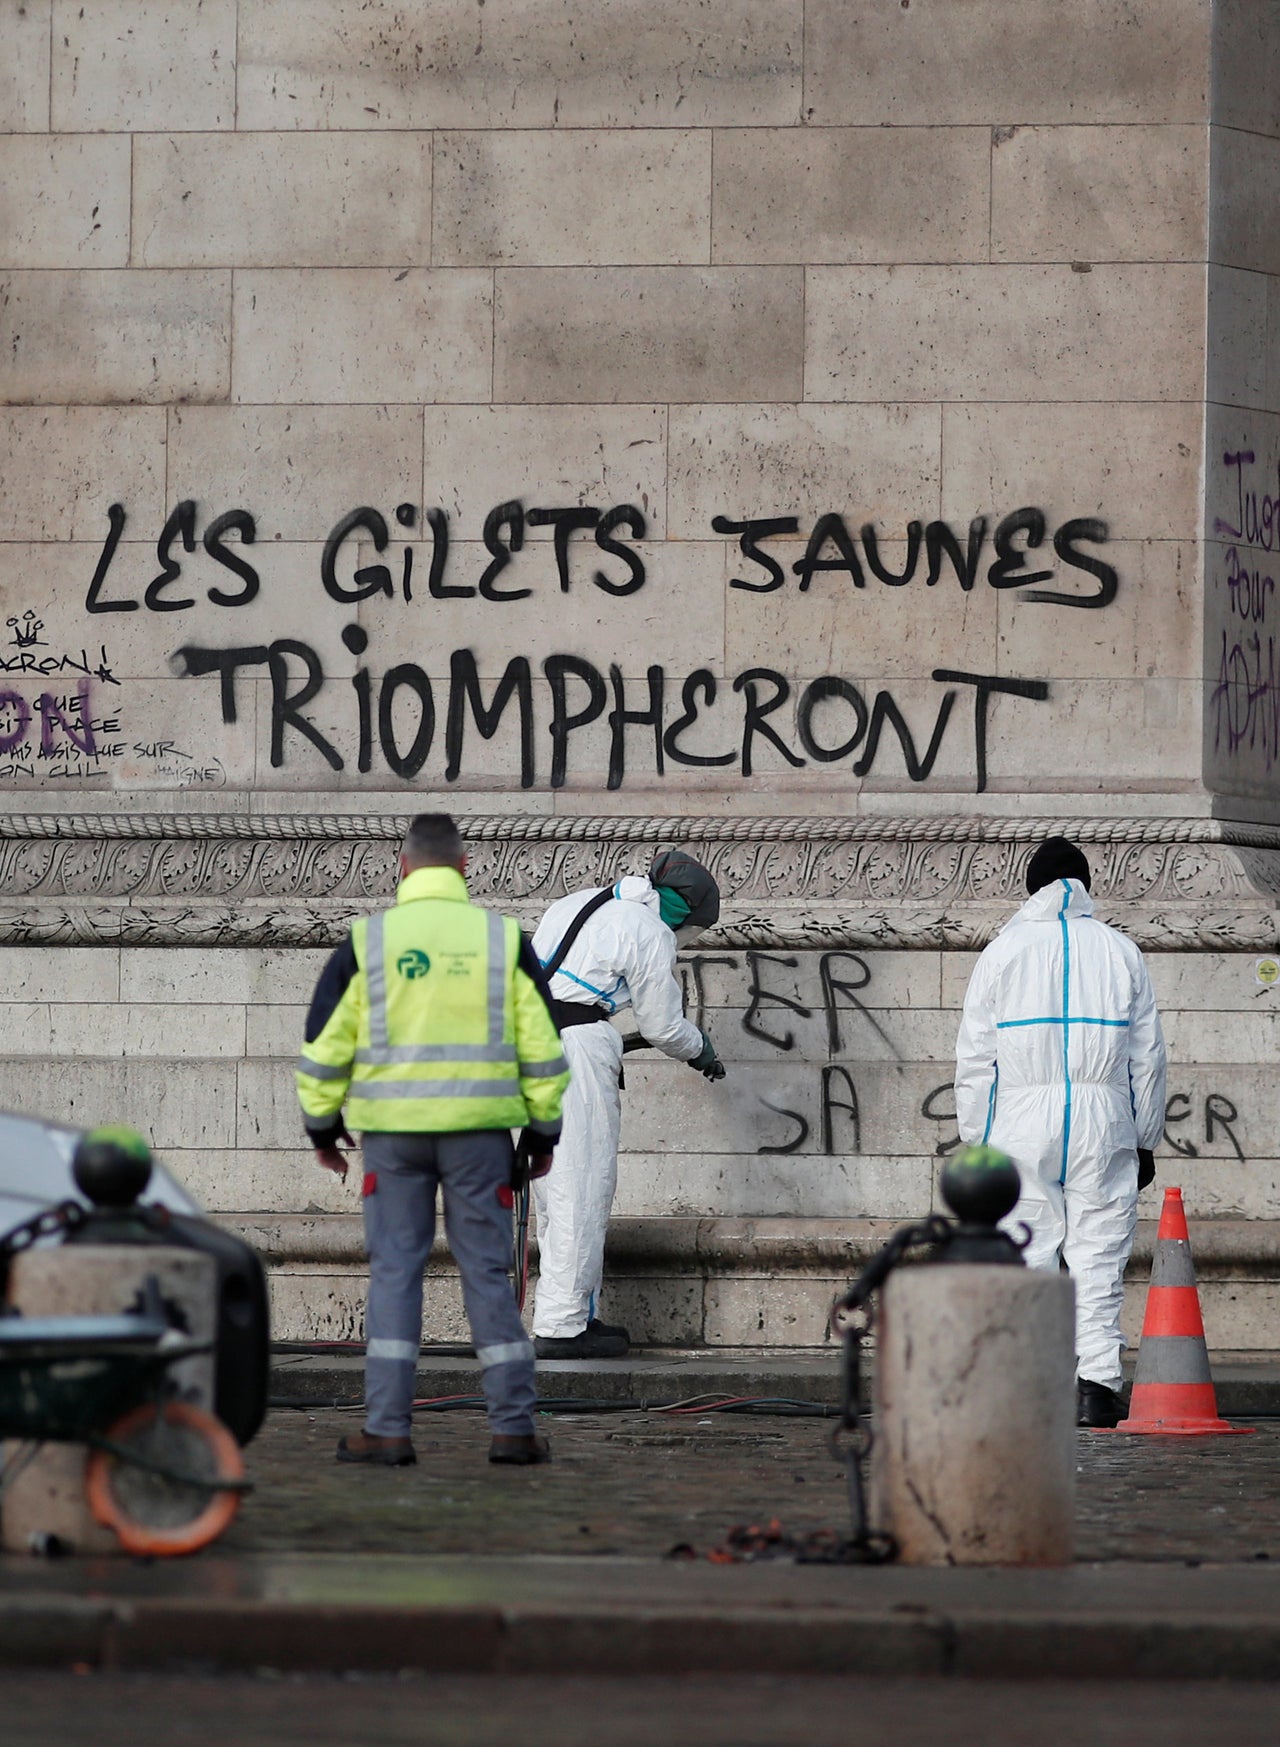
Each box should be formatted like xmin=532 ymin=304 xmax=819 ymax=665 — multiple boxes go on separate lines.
xmin=827 ymin=1144 xmax=1028 ymax=1564
xmin=498 ymin=1137 xmax=532 ymax=1312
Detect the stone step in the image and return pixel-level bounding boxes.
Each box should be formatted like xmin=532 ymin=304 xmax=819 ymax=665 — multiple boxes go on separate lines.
xmin=233 ymin=1215 xmax=1280 ymax=1351
xmin=268 ymin=1345 xmax=1280 ymax=1419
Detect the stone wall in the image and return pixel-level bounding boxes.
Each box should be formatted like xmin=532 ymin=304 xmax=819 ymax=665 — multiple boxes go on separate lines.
xmin=1203 ymin=2 xmax=1280 ymax=813
xmin=1 ymin=0 xmax=1278 ymax=1347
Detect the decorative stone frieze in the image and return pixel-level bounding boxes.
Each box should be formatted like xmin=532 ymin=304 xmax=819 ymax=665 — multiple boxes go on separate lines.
xmin=0 ymin=813 xmax=1274 ymax=950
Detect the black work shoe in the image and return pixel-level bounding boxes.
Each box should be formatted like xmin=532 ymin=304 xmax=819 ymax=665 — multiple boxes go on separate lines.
xmin=489 ymin=1433 xmax=552 ymax=1466
xmin=534 ymin=1318 xmax=631 ymax=1359
xmin=336 ymin=1430 xmax=417 ymax=1466
xmin=1077 ymin=1379 xmax=1126 ymax=1429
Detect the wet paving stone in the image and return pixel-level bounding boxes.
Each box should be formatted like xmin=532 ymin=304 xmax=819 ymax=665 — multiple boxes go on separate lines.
xmin=224 ymin=1406 xmax=1280 ymax=1563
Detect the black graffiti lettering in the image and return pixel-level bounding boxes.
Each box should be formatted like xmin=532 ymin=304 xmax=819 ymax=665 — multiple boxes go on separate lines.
xmin=733 ymin=668 xmax=805 ymax=775
xmin=268 ymin=640 xmax=343 ymax=771
xmin=425 ymin=507 xmax=473 ymax=600
xmin=544 ymin=654 xmax=607 ymax=789
xmin=1032 ymin=518 xmax=1119 ymax=609
xmin=343 ymin=624 xmax=374 ymax=775
xmin=743 ymin=953 xmax=809 ymax=1052
xmin=321 ymin=507 xmax=395 ymax=604
xmin=818 ymin=953 xmax=871 ymax=1055
xmin=85 ymin=503 xmax=135 ymax=613
xmin=171 ymin=643 xmax=269 ymax=725
xmin=796 ymin=677 xmax=868 ymax=763
xmin=37 ymin=680 xmax=96 ymax=758
xmin=663 ymin=670 xmax=736 ymax=767
xmin=445 ymin=650 xmax=534 ymax=788
xmin=607 ymin=664 xmax=663 ymax=791
xmin=527 ymin=507 xmax=599 ymax=592
xmin=679 ymin=955 xmax=738 ymax=1031
xmin=921 ymin=1082 xmax=962 ymax=1158
xmin=378 ymin=663 xmax=434 ymax=779
xmin=202 ymin=510 xmax=260 ymax=608
xmin=145 ymin=500 xmax=198 ymax=613
xmin=593 ymin=505 xmax=647 ymax=596
xmin=757 ymin=1097 xmax=809 ymax=1154
xmin=924 ymin=517 xmax=988 ymax=591
xmin=854 ymin=686 xmax=954 ymax=781
xmin=988 ymin=507 xmax=1054 ymax=591
xmin=478 ymin=500 xmax=529 ymax=602
xmin=861 ymin=521 xmax=922 ymax=587
xmin=821 ymin=1066 xmax=860 ymax=1155
xmin=1205 ymin=1092 xmax=1244 ymax=1161
xmin=401 ymin=545 xmax=414 ymax=603
xmin=791 ymin=513 xmax=865 ymax=593
xmin=931 ymin=669 xmax=1052 ymax=795
xmin=715 ymin=515 xmax=798 ymax=593
xmin=1163 ymin=1090 xmax=1197 ymax=1157
xmin=0 ymin=691 xmax=32 ymax=754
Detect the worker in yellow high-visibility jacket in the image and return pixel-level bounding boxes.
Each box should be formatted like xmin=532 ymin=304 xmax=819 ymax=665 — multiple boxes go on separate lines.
xmin=296 ymin=813 xmax=569 ymax=1468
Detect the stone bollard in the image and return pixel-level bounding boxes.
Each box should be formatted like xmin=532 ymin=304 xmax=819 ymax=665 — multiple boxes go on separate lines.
xmin=2 ymin=1244 xmax=217 ymax=1554
xmin=870 ymin=1263 xmax=1076 ymax=1566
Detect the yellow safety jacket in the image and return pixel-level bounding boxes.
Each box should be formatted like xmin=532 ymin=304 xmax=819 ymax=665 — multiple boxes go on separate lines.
xmin=296 ymin=866 xmax=569 ymax=1139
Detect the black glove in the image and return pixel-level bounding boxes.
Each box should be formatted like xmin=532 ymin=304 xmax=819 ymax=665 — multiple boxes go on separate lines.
xmin=1137 ymin=1147 xmax=1155 ymax=1190
xmin=521 ymin=1129 xmax=555 ymax=1180
xmin=690 ymin=1030 xmax=726 ymax=1081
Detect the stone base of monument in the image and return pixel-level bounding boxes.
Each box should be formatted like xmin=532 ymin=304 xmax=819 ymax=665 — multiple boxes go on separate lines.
xmin=2 ymin=1245 xmax=216 ymax=1555
xmin=870 ymin=1265 xmax=1076 ymax=1566
xmin=236 ymin=1212 xmax=1280 ymax=1353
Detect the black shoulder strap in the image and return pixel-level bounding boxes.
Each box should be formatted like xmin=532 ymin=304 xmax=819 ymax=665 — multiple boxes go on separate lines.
xmin=543 ymin=887 xmax=615 ymax=981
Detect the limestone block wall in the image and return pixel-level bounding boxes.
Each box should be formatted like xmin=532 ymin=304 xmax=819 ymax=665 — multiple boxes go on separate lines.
xmin=0 ymin=0 xmax=1214 ymax=811
xmin=1203 ymin=1 xmax=1280 ymax=815
xmin=1 ymin=921 xmax=1275 ymax=1349
xmin=1 ymin=0 xmax=1277 ymax=1348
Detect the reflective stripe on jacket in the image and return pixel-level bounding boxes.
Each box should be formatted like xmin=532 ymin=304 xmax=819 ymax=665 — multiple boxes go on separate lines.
xmin=296 ymin=865 xmax=569 ymax=1137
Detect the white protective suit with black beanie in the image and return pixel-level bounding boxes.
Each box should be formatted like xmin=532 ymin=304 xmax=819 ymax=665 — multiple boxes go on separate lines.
xmin=530 ymin=866 xmax=718 ymax=1341
xmin=954 ymin=876 xmax=1167 ymax=1392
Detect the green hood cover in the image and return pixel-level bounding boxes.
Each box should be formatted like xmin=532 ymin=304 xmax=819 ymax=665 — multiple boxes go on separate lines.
xmin=656 ymin=887 xmax=693 ymax=930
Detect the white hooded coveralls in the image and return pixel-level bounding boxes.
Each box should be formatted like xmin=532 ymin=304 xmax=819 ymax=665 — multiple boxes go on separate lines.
xmin=955 ymin=878 xmax=1167 ymax=1391
xmin=531 ymin=877 xmax=703 ymax=1338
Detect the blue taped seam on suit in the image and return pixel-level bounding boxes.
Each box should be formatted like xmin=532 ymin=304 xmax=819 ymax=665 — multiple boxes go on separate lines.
xmin=550 ymin=964 xmax=617 ymax=1012
xmin=1059 ymin=880 xmax=1073 ymax=1185
xmin=982 ymin=1061 xmax=999 ymax=1143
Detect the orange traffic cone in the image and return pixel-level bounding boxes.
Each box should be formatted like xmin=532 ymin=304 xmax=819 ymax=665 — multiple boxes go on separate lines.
xmin=1111 ymin=1186 xmax=1252 ymax=1436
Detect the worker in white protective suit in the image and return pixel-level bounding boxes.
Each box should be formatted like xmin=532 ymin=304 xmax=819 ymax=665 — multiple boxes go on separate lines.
xmin=530 ymin=849 xmax=726 ymax=1358
xmin=954 ymin=836 xmax=1167 ymax=1428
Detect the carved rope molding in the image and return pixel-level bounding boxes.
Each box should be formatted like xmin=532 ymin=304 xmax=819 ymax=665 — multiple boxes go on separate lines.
xmin=0 ymin=815 xmax=1275 ymax=950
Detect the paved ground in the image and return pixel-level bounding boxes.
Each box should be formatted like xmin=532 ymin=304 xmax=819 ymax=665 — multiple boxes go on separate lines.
xmin=7 ymin=1368 xmax=1280 ymax=1693
xmin=219 ymin=1402 xmax=1280 ymax=1564
xmin=4 ymin=1673 xmax=1280 ymax=1747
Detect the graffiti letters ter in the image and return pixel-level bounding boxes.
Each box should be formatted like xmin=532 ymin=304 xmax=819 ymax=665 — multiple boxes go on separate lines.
xmin=71 ymin=492 xmax=1121 ymax=793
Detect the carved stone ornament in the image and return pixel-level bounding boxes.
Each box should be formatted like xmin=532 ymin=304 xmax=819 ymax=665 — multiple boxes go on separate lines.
xmin=0 ymin=814 xmax=1275 ymax=951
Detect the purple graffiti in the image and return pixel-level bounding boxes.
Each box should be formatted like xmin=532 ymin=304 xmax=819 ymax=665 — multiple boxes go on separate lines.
xmin=1225 ymin=545 xmax=1276 ymax=624
xmin=1212 ymin=628 xmax=1280 ymax=770
xmin=1215 ymin=449 xmax=1280 ymax=550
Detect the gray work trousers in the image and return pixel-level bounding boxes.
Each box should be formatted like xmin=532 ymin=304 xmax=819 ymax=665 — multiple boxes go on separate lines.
xmin=361 ymin=1129 xmax=535 ymax=1439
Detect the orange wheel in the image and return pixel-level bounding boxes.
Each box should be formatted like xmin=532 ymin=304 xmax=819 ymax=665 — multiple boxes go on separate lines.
xmin=85 ymin=1401 xmax=245 ymax=1557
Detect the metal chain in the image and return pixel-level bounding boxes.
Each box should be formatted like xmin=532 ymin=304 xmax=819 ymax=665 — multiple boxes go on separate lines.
xmin=0 ymin=1200 xmax=86 ymax=1259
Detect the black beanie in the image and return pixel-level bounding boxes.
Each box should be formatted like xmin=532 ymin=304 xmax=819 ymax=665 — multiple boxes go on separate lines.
xmin=1025 ymin=836 xmax=1091 ymax=895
